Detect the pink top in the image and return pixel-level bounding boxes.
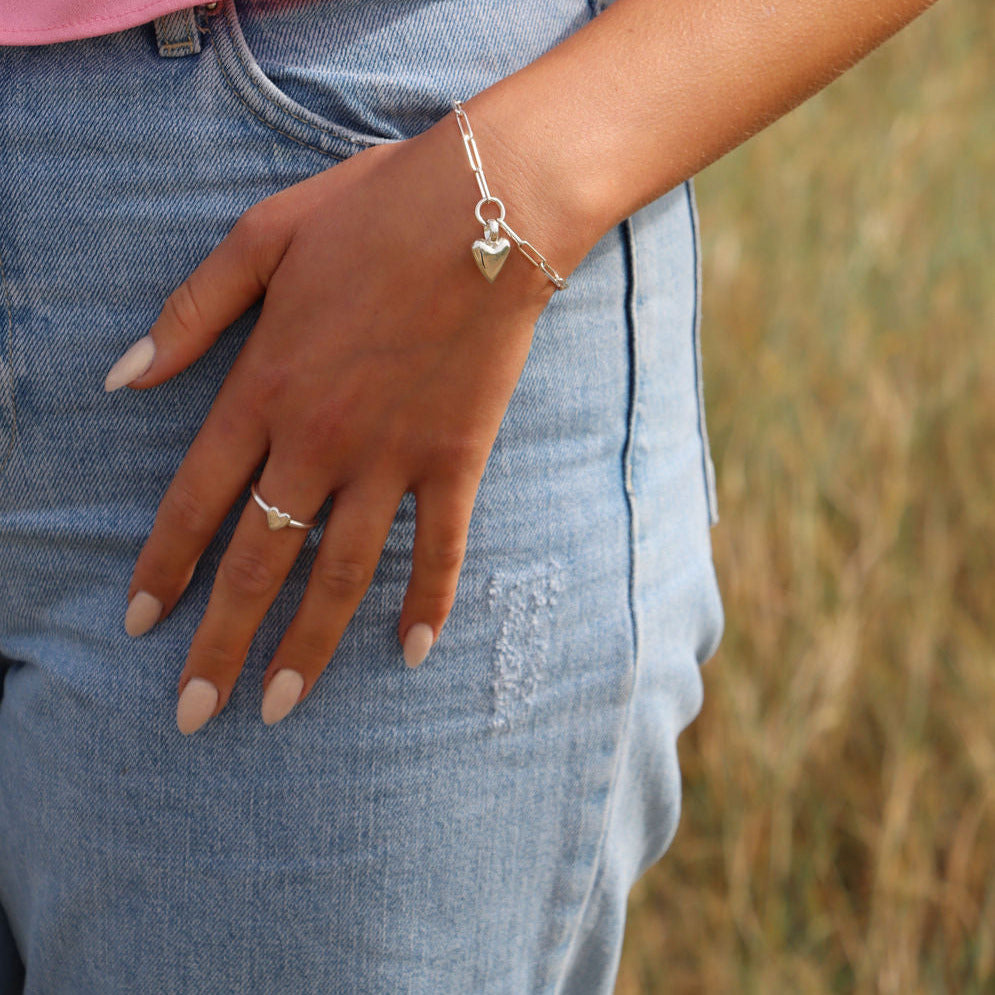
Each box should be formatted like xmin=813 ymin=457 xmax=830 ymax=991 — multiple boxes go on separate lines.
xmin=0 ymin=1 xmax=197 ymax=45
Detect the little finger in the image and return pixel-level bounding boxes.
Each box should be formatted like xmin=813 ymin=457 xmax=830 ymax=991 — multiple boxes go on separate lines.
xmin=397 ymin=475 xmax=477 ymax=669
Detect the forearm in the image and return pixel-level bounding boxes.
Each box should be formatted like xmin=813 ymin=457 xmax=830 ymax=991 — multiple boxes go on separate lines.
xmin=456 ymin=0 xmax=940 ymax=273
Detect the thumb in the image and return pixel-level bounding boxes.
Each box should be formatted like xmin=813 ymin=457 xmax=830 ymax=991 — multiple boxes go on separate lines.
xmin=103 ymin=199 xmax=291 ymax=391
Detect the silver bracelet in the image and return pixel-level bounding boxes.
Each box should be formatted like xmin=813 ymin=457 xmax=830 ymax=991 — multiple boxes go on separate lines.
xmin=452 ymin=100 xmax=568 ymax=291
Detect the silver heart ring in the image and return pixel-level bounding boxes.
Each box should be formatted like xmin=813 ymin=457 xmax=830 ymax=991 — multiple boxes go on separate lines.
xmin=250 ymin=481 xmax=318 ymax=531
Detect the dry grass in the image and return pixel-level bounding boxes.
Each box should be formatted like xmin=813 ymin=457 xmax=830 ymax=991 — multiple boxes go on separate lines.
xmin=618 ymin=1 xmax=995 ymax=991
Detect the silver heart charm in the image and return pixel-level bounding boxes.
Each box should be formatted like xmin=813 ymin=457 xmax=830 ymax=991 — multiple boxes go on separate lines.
xmin=266 ymin=507 xmax=292 ymax=531
xmin=471 ymin=236 xmax=511 ymax=282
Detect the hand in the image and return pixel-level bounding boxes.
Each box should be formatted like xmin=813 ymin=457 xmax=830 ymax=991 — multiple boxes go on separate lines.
xmin=105 ymin=114 xmax=558 ymax=734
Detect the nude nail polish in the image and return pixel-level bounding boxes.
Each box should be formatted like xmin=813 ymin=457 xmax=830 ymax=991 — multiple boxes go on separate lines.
xmin=124 ymin=590 xmax=162 ymax=637
xmin=176 ymin=677 xmax=218 ymax=735
xmin=104 ymin=335 xmax=155 ymax=392
xmin=261 ymin=669 xmax=305 ymax=726
xmin=403 ymin=623 xmax=434 ymax=668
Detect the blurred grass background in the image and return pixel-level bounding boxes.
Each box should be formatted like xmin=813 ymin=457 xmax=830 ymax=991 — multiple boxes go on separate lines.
xmin=618 ymin=0 xmax=995 ymax=992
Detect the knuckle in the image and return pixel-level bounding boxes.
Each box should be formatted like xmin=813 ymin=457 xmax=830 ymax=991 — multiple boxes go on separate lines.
xmin=423 ymin=538 xmax=466 ymax=573
xmin=289 ymin=412 xmax=338 ymax=457
xmin=193 ymin=639 xmax=240 ymax=672
xmin=312 ymin=557 xmax=370 ymax=602
xmin=244 ymin=363 xmax=287 ymax=412
xmin=161 ymin=279 xmax=207 ymax=343
xmin=230 ymin=201 xmax=290 ymax=286
xmin=219 ymin=548 xmax=279 ymax=599
xmin=158 ymin=479 xmax=214 ymax=538
xmin=303 ymin=397 xmax=347 ymax=440
xmin=409 ymin=589 xmax=458 ymax=623
xmin=431 ymin=435 xmax=484 ymax=471
xmin=232 ymin=200 xmax=274 ymax=248
xmin=286 ymin=627 xmax=334 ymax=667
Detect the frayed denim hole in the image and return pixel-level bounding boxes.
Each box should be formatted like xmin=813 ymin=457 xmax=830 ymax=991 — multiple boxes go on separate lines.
xmin=486 ymin=559 xmax=564 ymax=734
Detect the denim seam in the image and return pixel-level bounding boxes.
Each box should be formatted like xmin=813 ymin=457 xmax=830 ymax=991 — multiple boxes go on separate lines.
xmin=685 ymin=179 xmax=720 ymax=527
xmin=0 ymin=247 xmax=17 ymax=478
xmin=206 ymin=33 xmax=344 ymax=161
xmin=206 ymin=2 xmax=380 ymax=160
xmin=205 ymin=20 xmax=345 ymax=160
xmin=159 ymin=38 xmax=194 ymax=53
xmin=550 ymin=219 xmax=641 ymax=993
xmin=220 ymin=4 xmax=350 ymax=141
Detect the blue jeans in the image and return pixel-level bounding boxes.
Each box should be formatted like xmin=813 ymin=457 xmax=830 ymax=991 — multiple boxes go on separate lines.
xmin=0 ymin=2 xmax=723 ymax=990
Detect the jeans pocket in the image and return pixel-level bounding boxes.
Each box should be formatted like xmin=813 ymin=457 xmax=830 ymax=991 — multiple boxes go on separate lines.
xmin=201 ymin=0 xmax=399 ymax=159
xmin=201 ymin=0 xmax=597 ymax=161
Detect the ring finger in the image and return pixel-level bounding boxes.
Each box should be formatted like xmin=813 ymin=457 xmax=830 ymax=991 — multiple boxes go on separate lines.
xmin=175 ymin=458 xmax=330 ymax=734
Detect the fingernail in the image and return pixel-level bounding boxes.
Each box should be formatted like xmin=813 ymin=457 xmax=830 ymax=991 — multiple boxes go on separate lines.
xmin=104 ymin=335 xmax=155 ymax=392
xmin=124 ymin=590 xmax=162 ymax=637
xmin=176 ymin=677 xmax=218 ymax=735
xmin=403 ymin=623 xmax=434 ymax=668
xmin=261 ymin=669 xmax=304 ymax=726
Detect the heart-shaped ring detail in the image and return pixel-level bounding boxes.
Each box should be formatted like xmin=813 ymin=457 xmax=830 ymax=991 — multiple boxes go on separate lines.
xmin=471 ymin=236 xmax=511 ymax=283
xmin=266 ymin=507 xmax=293 ymax=531
xmin=250 ymin=481 xmax=317 ymax=531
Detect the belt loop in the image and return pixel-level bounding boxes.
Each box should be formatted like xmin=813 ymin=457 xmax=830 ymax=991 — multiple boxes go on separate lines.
xmin=153 ymin=7 xmax=202 ymax=58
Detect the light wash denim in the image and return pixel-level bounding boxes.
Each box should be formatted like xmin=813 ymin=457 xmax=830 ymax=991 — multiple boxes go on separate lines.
xmin=0 ymin=1 xmax=723 ymax=991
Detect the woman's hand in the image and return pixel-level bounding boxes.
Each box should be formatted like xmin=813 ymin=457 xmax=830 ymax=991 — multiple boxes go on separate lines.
xmin=105 ymin=113 xmax=559 ymax=734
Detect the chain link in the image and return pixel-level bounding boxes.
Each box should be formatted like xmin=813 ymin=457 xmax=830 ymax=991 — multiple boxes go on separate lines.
xmin=453 ymin=101 xmax=568 ymax=291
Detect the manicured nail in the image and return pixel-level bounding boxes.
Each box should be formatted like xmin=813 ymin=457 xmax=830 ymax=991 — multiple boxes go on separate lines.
xmin=104 ymin=335 xmax=155 ymax=391
xmin=176 ymin=677 xmax=218 ymax=735
xmin=403 ymin=623 xmax=434 ymax=668
xmin=124 ymin=590 xmax=162 ymax=637
xmin=261 ymin=669 xmax=304 ymax=726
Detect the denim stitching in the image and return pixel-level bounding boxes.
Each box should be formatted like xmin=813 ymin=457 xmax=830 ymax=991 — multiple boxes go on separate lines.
xmin=154 ymin=9 xmax=199 ymax=56
xmin=222 ymin=5 xmax=342 ymax=137
xmin=551 ymin=220 xmax=641 ymax=993
xmin=209 ymin=2 xmax=378 ymax=157
xmin=0 ymin=248 xmax=17 ymax=478
xmin=685 ymin=178 xmax=720 ymax=526
xmin=177 ymin=11 xmax=193 ymax=54
xmin=206 ymin=18 xmax=346 ymax=161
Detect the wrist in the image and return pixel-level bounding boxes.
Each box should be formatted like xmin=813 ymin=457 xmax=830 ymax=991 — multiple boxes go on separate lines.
xmin=396 ymin=112 xmax=558 ymax=311
xmin=434 ymin=87 xmax=606 ymax=284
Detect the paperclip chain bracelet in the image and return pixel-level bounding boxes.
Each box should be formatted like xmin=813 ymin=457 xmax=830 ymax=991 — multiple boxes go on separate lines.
xmin=452 ymin=100 xmax=568 ymax=291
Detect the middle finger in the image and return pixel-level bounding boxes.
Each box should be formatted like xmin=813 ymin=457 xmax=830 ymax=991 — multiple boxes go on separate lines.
xmin=260 ymin=480 xmax=405 ymax=725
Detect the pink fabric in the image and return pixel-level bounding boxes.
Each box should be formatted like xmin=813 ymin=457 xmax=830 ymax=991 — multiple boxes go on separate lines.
xmin=0 ymin=1 xmax=197 ymax=45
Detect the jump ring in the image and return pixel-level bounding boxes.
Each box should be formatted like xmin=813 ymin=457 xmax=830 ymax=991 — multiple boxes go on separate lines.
xmin=474 ymin=196 xmax=506 ymax=226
